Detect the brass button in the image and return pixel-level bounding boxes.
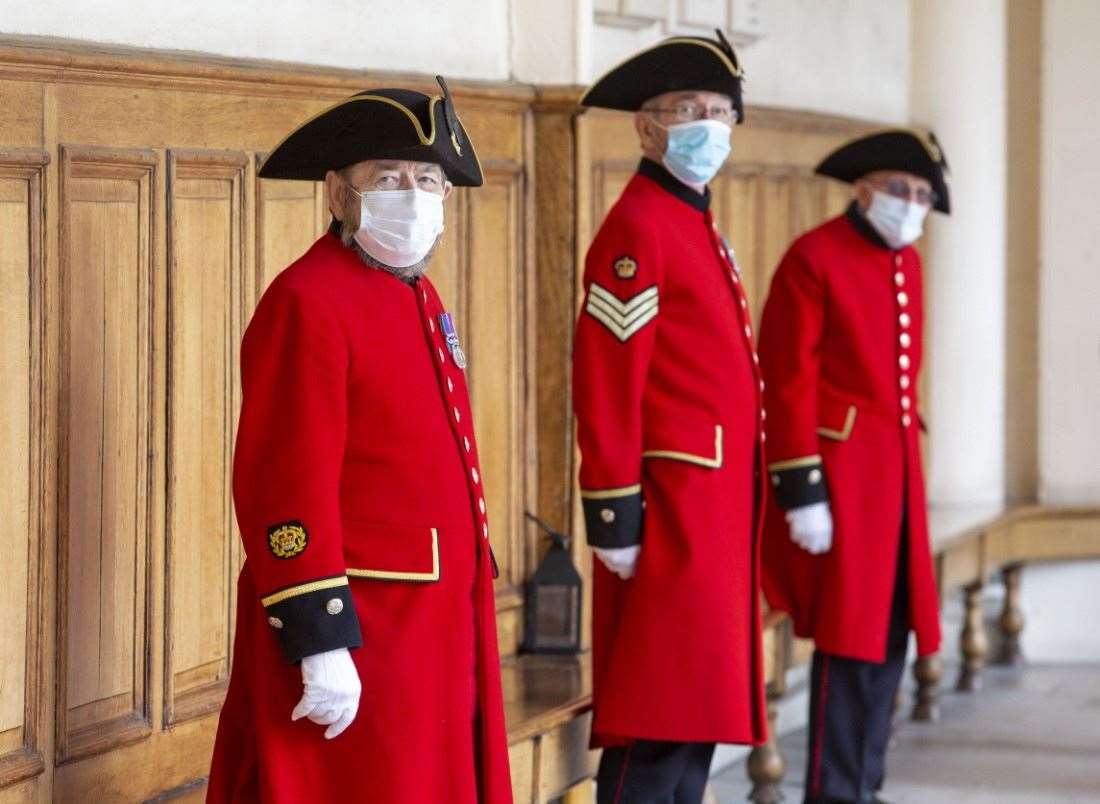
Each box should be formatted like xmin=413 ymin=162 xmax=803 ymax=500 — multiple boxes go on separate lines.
xmin=901 ymin=395 xmax=912 ymax=410
xmin=899 ymin=355 xmax=911 ymax=370
xmin=897 ymin=291 xmax=909 ymax=307
xmin=902 ymin=414 xmax=912 ymax=428
xmin=808 ymin=469 xmax=823 ymax=485
xmin=899 ymin=312 xmax=911 ymax=328
xmin=900 ymin=333 xmax=912 ymax=348
xmin=472 ymin=467 xmax=480 ymax=484
xmin=894 ymin=254 xmax=902 ymax=267
xmin=894 ymin=271 xmax=905 ymax=287
xmin=743 ymin=324 xmax=752 ymax=337
xmin=325 ymin=598 xmax=344 ymax=616
xmin=483 ymin=523 xmax=489 ymax=540
xmin=463 ymin=436 xmax=471 ymax=452
xmin=447 ymin=377 xmax=454 ymax=393
xmin=900 ymin=375 xmax=911 ymax=390
xmin=267 ymin=616 xmax=284 ymax=629
xmin=453 ymin=407 xmax=461 ymax=422
xmin=600 ymin=508 xmax=616 ymax=524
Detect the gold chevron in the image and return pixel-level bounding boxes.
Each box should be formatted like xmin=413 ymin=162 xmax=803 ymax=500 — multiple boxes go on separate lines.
xmin=585 ymin=283 xmax=659 ymax=342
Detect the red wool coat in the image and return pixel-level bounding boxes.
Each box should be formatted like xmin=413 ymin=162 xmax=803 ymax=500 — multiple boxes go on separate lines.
xmin=207 ymin=234 xmax=512 ymax=804
xmin=757 ymin=209 xmax=942 ymax=663
xmin=573 ymin=159 xmax=768 ymax=747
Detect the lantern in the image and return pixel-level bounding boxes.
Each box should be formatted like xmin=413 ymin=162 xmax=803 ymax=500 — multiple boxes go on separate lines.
xmin=523 ymin=513 xmax=583 ymax=655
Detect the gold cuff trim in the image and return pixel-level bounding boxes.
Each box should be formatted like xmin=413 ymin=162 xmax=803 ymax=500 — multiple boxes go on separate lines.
xmin=581 ymin=484 xmax=642 ymax=500
xmin=642 ymin=425 xmax=724 ymax=469
xmin=261 ymin=576 xmax=349 ymax=608
xmin=817 ymin=406 xmax=857 ymax=441
xmin=346 ymin=528 xmax=440 ymax=582
xmin=768 ymin=454 xmax=823 ymax=472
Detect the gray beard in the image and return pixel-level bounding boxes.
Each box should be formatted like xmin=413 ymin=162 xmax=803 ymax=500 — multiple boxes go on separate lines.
xmin=339 ymin=221 xmax=432 ymax=283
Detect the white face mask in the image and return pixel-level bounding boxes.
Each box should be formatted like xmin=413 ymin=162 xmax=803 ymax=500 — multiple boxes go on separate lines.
xmin=864 ymin=191 xmax=929 ymax=250
xmin=348 ymin=186 xmax=445 ymax=268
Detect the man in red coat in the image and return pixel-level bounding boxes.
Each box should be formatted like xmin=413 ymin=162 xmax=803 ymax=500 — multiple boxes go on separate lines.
xmin=574 ymin=32 xmax=768 ymax=803
xmin=758 ymin=130 xmax=951 ymax=804
xmin=206 ymin=78 xmax=512 ymax=803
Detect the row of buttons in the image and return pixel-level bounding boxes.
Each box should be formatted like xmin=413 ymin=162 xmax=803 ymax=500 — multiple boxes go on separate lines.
xmin=894 ymin=255 xmax=913 ymax=429
xmin=712 ymin=218 xmax=767 ymax=445
xmin=425 ymin=287 xmax=491 ymax=543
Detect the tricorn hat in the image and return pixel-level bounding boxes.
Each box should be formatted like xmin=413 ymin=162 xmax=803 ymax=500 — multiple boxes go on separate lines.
xmin=580 ymin=29 xmax=744 ymax=123
xmin=259 ymin=75 xmax=483 ymax=186
xmin=815 ymin=129 xmax=951 ymax=214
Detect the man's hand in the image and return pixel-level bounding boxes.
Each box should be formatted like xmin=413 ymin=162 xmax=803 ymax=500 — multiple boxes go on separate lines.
xmin=292 ymin=647 xmax=362 ymax=739
xmin=594 ymin=545 xmax=641 ymax=579
xmin=785 ymin=501 xmax=833 ymax=555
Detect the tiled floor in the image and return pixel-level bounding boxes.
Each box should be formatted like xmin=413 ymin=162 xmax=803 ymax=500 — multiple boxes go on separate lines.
xmin=710 ymin=663 xmax=1100 ymax=803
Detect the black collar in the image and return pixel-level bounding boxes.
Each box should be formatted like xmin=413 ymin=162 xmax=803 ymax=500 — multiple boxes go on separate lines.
xmin=637 ymin=158 xmax=710 ymax=212
xmin=845 ymin=201 xmax=894 ymax=251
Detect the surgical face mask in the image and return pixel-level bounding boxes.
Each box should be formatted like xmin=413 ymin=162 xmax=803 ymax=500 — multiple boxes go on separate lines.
xmin=659 ymin=119 xmax=732 ymax=186
xmin=864 ymin=191 xmax=929 ymax=249
xmin=347 ymin=186 xmax=445 ymax=268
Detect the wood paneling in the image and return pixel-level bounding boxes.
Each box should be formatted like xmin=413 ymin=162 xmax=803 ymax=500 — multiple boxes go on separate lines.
xmin=57 ymin=145 xmax=157 ymax=763
xmin=164 ymin=150 xmax=246 ymax=725
xmin=254 ymin=155 xmax=326 ymax=299
xmin=0 ymin=37 xmax=540 ymax=799
xmin=0 ymin=149 xmax=48 ymax=790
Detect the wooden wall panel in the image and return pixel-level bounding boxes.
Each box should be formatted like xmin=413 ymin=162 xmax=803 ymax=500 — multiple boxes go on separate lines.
xmin=0 ymin=150 xmax=48 ymax=789
xmin=57 ymin=145 xmax=156 ymax=762
xmin=254 ymin=156 xmax=325 ymax=299
xmin=164 ymin=150 xmax=246 ymax=725
xmin=466 ymin=164 xmax=530 ymax=654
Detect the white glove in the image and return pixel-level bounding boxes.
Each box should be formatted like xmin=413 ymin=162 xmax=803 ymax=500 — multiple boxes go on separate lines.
xmin=786 ymin=501 xmax=834 ymax=555
xmin=291 ymin=647 xmax=362 ymax=739
xmin=594 ymin=545 xmax=641 ymax=580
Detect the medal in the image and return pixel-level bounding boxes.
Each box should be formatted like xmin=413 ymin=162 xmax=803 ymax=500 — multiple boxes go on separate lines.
xmin=439 ymin=312 xmax=467 ymax=370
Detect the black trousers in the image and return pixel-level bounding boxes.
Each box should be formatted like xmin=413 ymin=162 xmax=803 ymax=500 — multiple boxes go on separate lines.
xmin=803 ymin=534 xmax=910 ymax=804
xmin=596 ymin=740 xmax=716 ymax=804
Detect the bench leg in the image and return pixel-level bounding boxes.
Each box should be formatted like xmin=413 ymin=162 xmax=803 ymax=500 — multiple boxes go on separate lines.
xmin=995 ymin=563 xmax=1025 ymax=666
xmin=910 ymin=653 xmax=943 ymax=721
xmin=956 ymin=582 xmax=988 ymax=692
xmin=746 ymin=699 xmax=786 ymax=803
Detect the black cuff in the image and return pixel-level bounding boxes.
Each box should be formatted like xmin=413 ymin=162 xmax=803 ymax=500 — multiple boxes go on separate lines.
xmin=582 ymin=491 xmax=643 ymax=548
xmin=262 ymin=579 xmax=363 ymax=663
xmin=769 ymin=461 xmax=829 ymax=510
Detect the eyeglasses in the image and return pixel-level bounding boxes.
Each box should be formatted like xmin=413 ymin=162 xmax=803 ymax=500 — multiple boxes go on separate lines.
xmin=870 ymin=177 xmax=939 ymax=207
xmin=646 ymin=102 xmax=740 ymax=125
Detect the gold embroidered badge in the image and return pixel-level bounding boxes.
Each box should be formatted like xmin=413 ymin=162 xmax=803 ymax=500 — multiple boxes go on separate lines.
xmin=268 ymin=522 xmax=308 ymax=559
xmin=613 ymin=255 xmax=638 ymax=279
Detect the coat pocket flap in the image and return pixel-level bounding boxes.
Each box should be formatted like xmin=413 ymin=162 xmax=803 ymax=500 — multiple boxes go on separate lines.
xmin=343 ymin=521 xmax=440 ymax=582
xmin=817 ymin=392 xmax=857 ymax=441
xmin=642 ymin=417 xmax=724 ymax=468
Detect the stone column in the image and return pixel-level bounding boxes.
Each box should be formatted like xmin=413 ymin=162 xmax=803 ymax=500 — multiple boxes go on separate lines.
xmin=911 ymin=0 xmax=1008 ymax=508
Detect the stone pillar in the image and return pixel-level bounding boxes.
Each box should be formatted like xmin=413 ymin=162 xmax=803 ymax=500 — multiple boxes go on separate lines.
xmin=911 ymin=0 xmax=1008 ymax=508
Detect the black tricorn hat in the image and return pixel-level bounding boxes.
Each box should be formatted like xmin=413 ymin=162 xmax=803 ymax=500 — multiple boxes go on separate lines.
xmin=815 ymin=129 xmax=951 ymax=214
xmin=259 ymin=76 xmax=483 ymax=186
xmin=580 ymin=29 xmax=744 ymax=123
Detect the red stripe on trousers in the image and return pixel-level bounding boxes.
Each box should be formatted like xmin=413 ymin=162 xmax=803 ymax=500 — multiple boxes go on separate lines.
xmin=613 ymin=743 xmax=634 ymax=804
xmin=810 ymin=655 xmax=831 ymax=796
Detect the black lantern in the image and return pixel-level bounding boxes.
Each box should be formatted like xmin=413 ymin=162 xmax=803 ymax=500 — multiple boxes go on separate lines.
xmin=523 ymin=513 xmax=583 ymax=655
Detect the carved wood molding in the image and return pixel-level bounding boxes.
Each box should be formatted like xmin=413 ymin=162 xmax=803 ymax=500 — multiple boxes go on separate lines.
xmin=55 ymin=144 xmax=158 ymax=764
xmin=0 ymin=148 xmax=49 ymax=788
xmin=0 ymin=35 xmax=535 ymax=109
